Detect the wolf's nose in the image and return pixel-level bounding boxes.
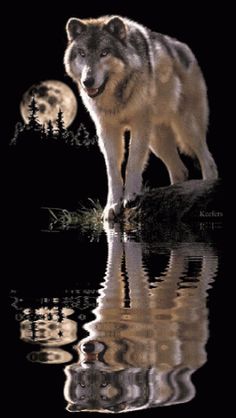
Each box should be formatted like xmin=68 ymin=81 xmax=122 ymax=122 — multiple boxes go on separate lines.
xmin=83 ymin=77 xmax=95 ymax=88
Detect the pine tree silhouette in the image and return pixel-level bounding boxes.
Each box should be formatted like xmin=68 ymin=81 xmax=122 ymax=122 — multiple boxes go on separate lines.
xmin=64 ymin=130 xmax=75 ymax=146
xmin=40 ymin=124 xmax=46 ymax=139
xmin=10 ymin=99 xmax=95 ymax=149
xmin=55 ymin=108 xmax=66 ymax=139
xmin=27 ymin=96 xmax=40 ymax=130
xmin=47 ymin=120 xmax=54 ymax=139
xmin=10 ymin=122 xmax=25 ymax=145
xmin=74 ymin=123 xmax=89 ymax=146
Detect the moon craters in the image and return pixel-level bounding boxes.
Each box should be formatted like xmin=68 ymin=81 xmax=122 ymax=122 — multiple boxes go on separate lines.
xmin=20 ymin=80 xmax=78 ymax=128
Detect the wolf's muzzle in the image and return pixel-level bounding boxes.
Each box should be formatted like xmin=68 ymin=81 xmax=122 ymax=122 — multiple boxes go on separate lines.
xmin=84 ymin=76 xmax=109 ymax=98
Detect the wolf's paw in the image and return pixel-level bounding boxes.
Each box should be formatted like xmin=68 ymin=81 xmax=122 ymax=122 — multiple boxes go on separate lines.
xmin=171 ymin=166 xmax=189 ymax=184
xmin=203 ymin=159 xmax=218 ymax=180
xmin=123 ymin=193 xmax=139 ymax=209
xmin=102 ymin=202 xmax=122 ymax=222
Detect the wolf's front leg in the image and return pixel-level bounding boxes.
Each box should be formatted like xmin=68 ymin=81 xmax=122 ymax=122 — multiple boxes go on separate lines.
xmin=124 ymin=125 xmax=150 ymax=206
xmin=98 ymin=125 xmax=124 ymax=221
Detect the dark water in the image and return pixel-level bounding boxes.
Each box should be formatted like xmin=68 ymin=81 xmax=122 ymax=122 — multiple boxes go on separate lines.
xmin=9 ymin=221 xmax=223 ymax=416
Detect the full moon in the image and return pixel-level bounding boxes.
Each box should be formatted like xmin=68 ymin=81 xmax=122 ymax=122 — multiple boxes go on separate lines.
xmin=20 ymin=80 xmax=78 ymax=128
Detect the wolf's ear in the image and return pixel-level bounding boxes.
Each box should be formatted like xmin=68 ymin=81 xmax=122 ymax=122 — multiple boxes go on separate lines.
xmin=104 ymin=17 xmax=127 ymax=41
xmin=66 ymin=18 xmax=86 ymax=41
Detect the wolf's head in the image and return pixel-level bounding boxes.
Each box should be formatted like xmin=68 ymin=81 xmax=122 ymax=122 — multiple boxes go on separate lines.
xmin=64 ymin=16 xmax=128 ymax=99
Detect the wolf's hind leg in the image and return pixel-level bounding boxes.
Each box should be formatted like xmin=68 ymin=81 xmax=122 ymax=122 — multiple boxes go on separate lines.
xmin=194 ymin=144 xmax=218 ymax=180
xmin=150 ymin=124 xmax=188 ymax=184
xmin=172 ymin=118 xmax=218 ymax=180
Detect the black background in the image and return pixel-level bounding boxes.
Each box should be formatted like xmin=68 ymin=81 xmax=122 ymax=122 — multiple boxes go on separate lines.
xmin=4 ymin=2 xmax=226 ymax=417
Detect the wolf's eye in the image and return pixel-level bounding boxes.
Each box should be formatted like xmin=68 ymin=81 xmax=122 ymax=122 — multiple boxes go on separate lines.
xmin=78 ymin=49 xmax=86 ymax=57
xmin=100 ymin=49 xmax=110 ymax=57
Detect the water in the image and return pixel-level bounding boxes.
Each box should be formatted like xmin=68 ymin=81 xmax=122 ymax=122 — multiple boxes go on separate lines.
xmin=9 ymin=222 xmax=222 ymax=415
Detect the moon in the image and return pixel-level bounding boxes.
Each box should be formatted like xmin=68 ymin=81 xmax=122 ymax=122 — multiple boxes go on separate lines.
xmin=20 ymin=80 xmax=78 ymax=128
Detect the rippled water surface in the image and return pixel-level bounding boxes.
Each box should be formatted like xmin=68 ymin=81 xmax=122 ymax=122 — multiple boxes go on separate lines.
xmin=9 ymin=223 xmax=222 ymax=415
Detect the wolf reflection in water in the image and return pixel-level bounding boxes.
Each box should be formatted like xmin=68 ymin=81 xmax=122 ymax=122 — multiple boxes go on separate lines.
xmin=65 ymin=227 xmax=218 ymax=413
xmin=18 ymin=228 xmax=218 ymax=413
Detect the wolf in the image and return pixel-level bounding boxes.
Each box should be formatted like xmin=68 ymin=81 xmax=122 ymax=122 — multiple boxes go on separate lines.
xmin=64 ymin=15 xmax=218 ymax=221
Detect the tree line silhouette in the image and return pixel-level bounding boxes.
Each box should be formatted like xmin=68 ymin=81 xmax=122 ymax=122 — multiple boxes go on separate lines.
xmin=11 ymin=97 xmax=97 ymax=148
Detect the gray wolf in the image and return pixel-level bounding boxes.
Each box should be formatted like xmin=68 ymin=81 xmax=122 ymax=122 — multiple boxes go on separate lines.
xmin=64 ymin=15 xmax=218 ymax=221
